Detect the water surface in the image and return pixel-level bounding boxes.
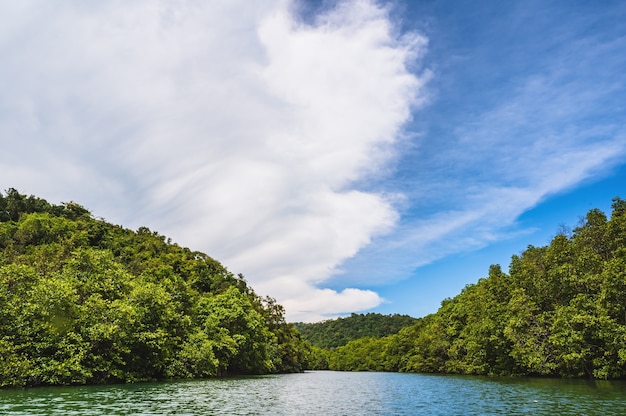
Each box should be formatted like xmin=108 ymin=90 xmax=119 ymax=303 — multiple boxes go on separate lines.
xmin=2 ymin=371 xmax=626 ymax=415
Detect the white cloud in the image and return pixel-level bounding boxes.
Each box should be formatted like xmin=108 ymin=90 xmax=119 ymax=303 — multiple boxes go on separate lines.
xmin=6 ymin=0 xmax=621 ymax=322
xmin=256 ymin=276 xmax=383 ymax=323
xmin=0 ymin=0 xmax=427 ymax=321
xmin=335 ymin=36 xmax=626 ymax=287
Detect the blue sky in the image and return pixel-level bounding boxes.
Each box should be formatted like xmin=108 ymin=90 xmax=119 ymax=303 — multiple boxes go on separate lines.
xmin=1 ymin=0 xmax=624 ymax=321
xmin=328 ymin=0 xmax=626 ymax=318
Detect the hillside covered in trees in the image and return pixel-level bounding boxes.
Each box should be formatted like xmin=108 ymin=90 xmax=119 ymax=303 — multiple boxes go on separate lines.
xmin=313 ymin=198 xmax=626 ymax=379
xmin=294 ymin=313 xmax=417 ymax=349
xmin=0 ymin=189 xmax=310 ymax=388
xmin=4 ymin=189 xmax=626 ymax=385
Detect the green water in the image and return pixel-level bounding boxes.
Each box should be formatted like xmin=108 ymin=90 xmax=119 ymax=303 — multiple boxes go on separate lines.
xmin=2 ymin=371 xmax=626 ymax=415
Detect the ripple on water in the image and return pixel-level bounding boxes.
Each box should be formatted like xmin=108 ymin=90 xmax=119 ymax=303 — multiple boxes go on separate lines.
xmin=2 ymin=372 xmax=626 ymax=415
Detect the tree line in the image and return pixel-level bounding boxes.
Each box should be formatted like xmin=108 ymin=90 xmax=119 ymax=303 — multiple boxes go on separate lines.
xmin=4 ymin=188 xmax=625 ymax=385
xmin=0 ymin=189 xmax=311 ymax=387
xmin=294 ymin=312 xmax=417 ymax=349
xmin=308 ymin=197 xmax=626 ymax=379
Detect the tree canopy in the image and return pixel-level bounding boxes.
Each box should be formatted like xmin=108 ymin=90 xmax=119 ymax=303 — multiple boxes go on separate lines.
xmin=313 ymin=197 xmax=626 ymax=379
xmin=0 ymin=189 xmax=311 ymax=387
xmin=4 ymin=189 xmax=626 ymax=384
xmin=294 ymin=313 xmax=418 ymax=349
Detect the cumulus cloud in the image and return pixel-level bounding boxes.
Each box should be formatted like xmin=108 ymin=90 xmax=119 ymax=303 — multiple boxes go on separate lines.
xmin=0 ymin=0 xmax=428 ymax=321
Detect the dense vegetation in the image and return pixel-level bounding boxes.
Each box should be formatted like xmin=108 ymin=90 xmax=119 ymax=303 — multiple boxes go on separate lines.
xmin=0 ymin=189 xmax=311 ymax=388
xmin=4 ymin=188 xmax=625 ymax=385
xmin=316 ymin=198 xmax=626 ymax=379
xmin=294 ymin=313 xmax=417 ymax=348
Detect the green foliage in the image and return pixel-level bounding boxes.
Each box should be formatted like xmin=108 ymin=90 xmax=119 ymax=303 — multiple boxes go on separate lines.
xmin=294 ymin=313 xmax=418 ymax=349
xmin=0 ymin=189 xmax=311 ymax=388
xmin=318 ymin=197 xmax=626 ymax=380
xmin=5 ymin=189 xmax=625 ymax=383
xmin=329 ymin=337 xmax=390 ymax=371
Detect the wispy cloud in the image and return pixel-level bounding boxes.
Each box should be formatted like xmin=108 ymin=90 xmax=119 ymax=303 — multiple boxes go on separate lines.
xmin=0 ymin=0 xmax=428 ymax=321
xmin=2 ymin=0 xmax=624 ymax=322
xmin=336 ymin=6 xmax=626 ymax=288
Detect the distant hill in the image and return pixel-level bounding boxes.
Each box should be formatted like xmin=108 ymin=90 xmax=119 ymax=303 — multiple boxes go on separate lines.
xmin=294 ymin=313 xmax=418 ymax=349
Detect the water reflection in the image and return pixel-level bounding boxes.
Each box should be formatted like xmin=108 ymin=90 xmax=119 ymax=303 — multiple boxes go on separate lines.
xmin=1 ymin=372 xmax=626 ymax=415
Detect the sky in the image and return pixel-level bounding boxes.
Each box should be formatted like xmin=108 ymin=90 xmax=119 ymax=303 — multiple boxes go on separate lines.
xmin=1 ymin=0 xmax=625 ymax=322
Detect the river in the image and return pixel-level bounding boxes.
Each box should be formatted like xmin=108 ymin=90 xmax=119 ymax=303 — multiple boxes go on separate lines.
xmin=2 ymin=371 xmax=626 ymax=415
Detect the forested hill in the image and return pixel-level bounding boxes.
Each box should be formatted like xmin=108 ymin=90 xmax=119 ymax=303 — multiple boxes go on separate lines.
xmin=314 ymin=198 xmax=626 ymax=379
xmin=0 ymin=189 xmax=311 ymax=388
xmin=294 ymin=313 xmax=418 ymax=348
